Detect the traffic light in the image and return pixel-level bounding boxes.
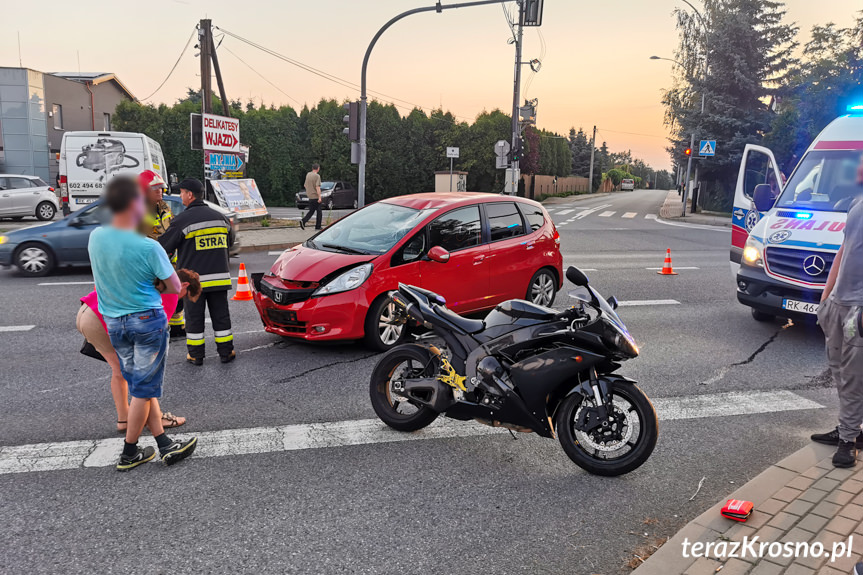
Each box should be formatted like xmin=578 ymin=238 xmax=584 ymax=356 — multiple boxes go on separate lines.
xmin=684 ymin=147 xmax=692 ymax=157
xmin=511 ymin=139 xmax=523 ymax=162
xmin=343 ymin=101 xmax=359 ymax=141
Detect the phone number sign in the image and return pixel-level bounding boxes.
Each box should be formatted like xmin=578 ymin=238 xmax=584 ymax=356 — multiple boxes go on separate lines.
xmin=202 ymin=113 xmax=240 ymax=153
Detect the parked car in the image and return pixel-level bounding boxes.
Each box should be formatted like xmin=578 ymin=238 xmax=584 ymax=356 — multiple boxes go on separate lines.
xmin=0 ymin=195 xmax=238 ymax=277
xmin=0 ymin=174 xmax=59 ymax=221
xmin=296 ymin=181 xmax=358 ymax=211
xmin=251 ymin=192 xmax=563 ymax=350
xmin=621 ymin=179 xmax=635 ymax=191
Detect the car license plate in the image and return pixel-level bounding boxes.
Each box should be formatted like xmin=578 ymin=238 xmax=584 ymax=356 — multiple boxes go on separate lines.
xmin=77 ymin=198 xmax=97 ymax=204
xmin=782 ymin=299 xmax=819 ymax=314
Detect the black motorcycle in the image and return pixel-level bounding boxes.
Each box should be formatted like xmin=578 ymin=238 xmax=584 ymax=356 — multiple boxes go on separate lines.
xmin=368 ymin=267 xmax=658 ymax=476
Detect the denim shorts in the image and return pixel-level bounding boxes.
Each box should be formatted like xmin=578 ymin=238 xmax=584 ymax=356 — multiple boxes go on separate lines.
xmin=104 ymin=308 xmax=169 ymax=399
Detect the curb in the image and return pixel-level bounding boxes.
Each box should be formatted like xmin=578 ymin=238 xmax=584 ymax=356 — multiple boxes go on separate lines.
xmin=540 ymin=192 xmax=616 ymax=205
xmin=237 ymin=241 xmax=301 ymax=254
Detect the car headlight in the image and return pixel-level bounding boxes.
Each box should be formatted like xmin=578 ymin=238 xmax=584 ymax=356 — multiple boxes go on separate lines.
xmin=312 ymin=263 xmax=372 ymax=297
xmin=742 ymin=238 xmax=763 ymax=267
xmin=321 ymin=190 xmax=333 ymax=197
xmin=0 ymin=235 xmax=7 ymax=245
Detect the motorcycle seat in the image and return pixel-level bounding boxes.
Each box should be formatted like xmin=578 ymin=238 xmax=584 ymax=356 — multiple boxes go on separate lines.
xmin=433 ymin=305 xmax=486 ymax=334
xmin=497 ymin=299 xmax=557 ymax=320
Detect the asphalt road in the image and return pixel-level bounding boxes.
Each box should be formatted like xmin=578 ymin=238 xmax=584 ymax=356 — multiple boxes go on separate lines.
xmin=0 ymin=189 xmax=838 ymax=574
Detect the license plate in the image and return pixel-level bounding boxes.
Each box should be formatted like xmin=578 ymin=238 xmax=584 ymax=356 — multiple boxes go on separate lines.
xmin=76 ymin=198 xmax=97 ymax=204
xmin=782 ymin=299 xmax=819 ymax=314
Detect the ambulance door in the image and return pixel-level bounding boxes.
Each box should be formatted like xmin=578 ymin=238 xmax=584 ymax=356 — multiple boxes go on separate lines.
xmin=731 ymin=144 xmax=783 ymax=275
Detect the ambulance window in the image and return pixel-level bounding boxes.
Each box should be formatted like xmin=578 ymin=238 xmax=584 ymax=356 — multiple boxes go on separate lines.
xmin=742 ymin=150 xmax=776 ymax=199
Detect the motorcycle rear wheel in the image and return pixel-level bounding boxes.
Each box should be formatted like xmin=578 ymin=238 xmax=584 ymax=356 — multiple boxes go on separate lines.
xmin=555 ymin=382 xmax=657 ymax=476
xmin=369 ymin=344 xmax=440 ymax=432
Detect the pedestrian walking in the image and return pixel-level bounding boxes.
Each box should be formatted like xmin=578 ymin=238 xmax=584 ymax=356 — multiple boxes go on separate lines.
xmin=76 ymin=269 xmax=201 ymax=433
xmin=158 ymin=178 xmax=235 ymax=365
xmin=811 ymin=154 xmax=863 ymax=467
xmin=299 ymin=163 xmax=323 ymax=230
xmin=88 ymin=176 xmax=197 ymax=471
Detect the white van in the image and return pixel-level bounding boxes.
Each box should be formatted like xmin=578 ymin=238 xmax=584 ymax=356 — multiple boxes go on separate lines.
xmin=59 ymin=131 xmax=168 ymax=213
xmin=731 ymin=108 xmax=862 ymax=322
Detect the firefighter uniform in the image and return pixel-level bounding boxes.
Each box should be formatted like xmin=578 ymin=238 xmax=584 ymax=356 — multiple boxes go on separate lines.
xmin=142 ymin=199 xmax=186 ymax=334
xmin=158 ymin=199 xmax=234 ymax=362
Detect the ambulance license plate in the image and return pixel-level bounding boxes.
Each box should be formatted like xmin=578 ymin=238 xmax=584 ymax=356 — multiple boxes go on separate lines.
xmin=782 ymin=299 xmax=819 ymax=315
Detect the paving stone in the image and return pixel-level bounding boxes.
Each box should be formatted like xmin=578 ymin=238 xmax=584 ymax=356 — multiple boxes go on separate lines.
xmin=754 ymin=525 xmax=786 ymax=544
xmin=799 ymin=488 xmax=830 ymax=504
xmin=745 ymin=511 xmax=774 ymax=530
xmin=812 ymin=477 xmax=842 ymax=492
xmin=724 ymin=522 xmax=759 ymax=541
xmin=827 ymin=550 xmax=863 ymax=573
xmin=781 ymin=527 xmax=815 ymax=545
xmin=777 ymin=445 xmax=835 ymax=474
xmin=797 ymin=514 xmax=831 ymax=534
xmin=816 ymin=458 xmax=835 ymax=470
xmin=784 ymin=499 xmax=816 ymax=517
xmin=817 ymin=566 xmax=845 ymax=575
xmin=717 ymin=558 xmax=751 ymax=575
xmin=802 ymin=466 xmax=831 ymax=479
xmin=853 ymin=491 xmax=863 ymax=505
xmin=748 ymin=561 xmax=783 ymax=575
xmin=787 ymin=476 xmax=816 ymax=491
xmin=766 ymin=512 xmax=800 ymax=531
xmin=824 ymin=516 xmax=858 ymax=536
xmin=826 ymin=467 xmax=857 ymax=481
xmin=811 ymin=501 xmax=843 ymax=518
xmin=783 ymin=564 xmax=815 ymax=575
xmin=838 ymin=503 xmax=863 ymax=522
xmin=757 ymin=499 xmax=788 ymax=516
xmin=684 ymin=557 xmax=723 ymax=575
xmin=824 ymin=490 xmax=854 ymax=506
xmin=838 ymin=479 xmax=863 ymax=494
xmin=773 ymin=486 xmax=804 ymax=503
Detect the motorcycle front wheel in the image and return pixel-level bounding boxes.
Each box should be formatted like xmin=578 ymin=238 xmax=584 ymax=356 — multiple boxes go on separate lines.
xmin=369 ymin=344 xmax=440 ymax=432
xmin=555 ymin=382 xmax=657 ymax=476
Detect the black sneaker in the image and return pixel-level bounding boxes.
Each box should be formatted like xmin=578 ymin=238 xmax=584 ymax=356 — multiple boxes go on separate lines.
xmin=219 ymin=350 xmax=236 ymax=364
xmin=298 ymin=218 xmax=305 ymax=230
xmin=116 ymin=445 xmax=156 ymax=471
xmin=833 ymin=440 xmax=857 ymax=468
xmin=170 ymin=325 xmax=186 ymax=339
xmin=186 ymin=354 xmax=203 ymax=366
xmin=811 ymin=427 xmax=863 ymax=447
xmin=161 ymin=437 xmax=198 ymax=466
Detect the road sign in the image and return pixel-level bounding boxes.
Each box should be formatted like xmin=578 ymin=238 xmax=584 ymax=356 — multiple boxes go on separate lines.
xmin=202 ymin=113 xmax=240 ymax=153
xmin=446 ymin=147 xmax=459 ymax=159
xmin=699 ymin=140 xmax=716 ymax=157
xmin=206 ymin=151 xmax=245 ymax=173
xmin=494 ymin=140 xmax=510 ymax=157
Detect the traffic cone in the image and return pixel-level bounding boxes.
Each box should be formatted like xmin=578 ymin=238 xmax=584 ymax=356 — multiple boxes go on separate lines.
xmin=657 ymin=249 xmax=678 ymax=275
xmin=232 ymin=263 xmax=254 ymax=301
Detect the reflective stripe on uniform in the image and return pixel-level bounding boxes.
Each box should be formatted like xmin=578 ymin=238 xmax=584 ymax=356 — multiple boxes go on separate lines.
xmin=214 ymin=329 xmax=232 ymax=337
xmin=198 ymin=272 xmax=232 ymax=289
xmin=182 ymin=220 xmax=230 ymax=236
xmin=215 ymin=335 xmax=234 ymax=343
xmin=200 ymin=279 xmax=232 ymax=289
xmin=168 ymin=310 xmax=185 ymax=326
xmin=186 ymin=332 xmax=205 ymax=345
xmin=185 ymin=226 xmax=228 ymax=239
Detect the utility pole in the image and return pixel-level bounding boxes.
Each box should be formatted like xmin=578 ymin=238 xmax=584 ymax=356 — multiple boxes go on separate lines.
xmin=509 ymin=0 xmax=525 ymax=196
xmin=199 ymin=19 xmax=213 ymax=114
xmin=587 ymin=125 xmax=596 ymax=193
xmin=683 ymin=132 xmax=694 ymax=216
xmin=358 ymin=0 xmax=510 ymax=208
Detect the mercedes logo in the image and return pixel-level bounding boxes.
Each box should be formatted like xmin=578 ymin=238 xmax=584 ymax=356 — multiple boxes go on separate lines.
xmin=803 ymin=255 xmax=826 ymax=277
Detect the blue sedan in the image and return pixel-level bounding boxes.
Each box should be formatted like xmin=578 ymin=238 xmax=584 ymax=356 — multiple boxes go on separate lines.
xmin=0 ymin=195 xmax=238 ymax=276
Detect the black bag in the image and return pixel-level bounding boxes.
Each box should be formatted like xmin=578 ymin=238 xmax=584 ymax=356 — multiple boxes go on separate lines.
xmin=79 ymin=339 xmax=107 ymax=363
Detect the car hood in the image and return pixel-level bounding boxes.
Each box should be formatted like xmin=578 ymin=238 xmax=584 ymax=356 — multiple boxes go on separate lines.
xmin=751 ymin=210 xmax=848 ymax=249
xmin=270 ymin=245 xmax=375 ymax=282
xmin=2 ymin=220 xmax=60 ymax=239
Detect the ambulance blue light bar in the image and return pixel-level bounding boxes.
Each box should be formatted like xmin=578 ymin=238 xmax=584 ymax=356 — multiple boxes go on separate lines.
xmin=794 ymin=212 xmax=812 ymax=219
xmin=848 ymin=104 xmax=863 ymax=113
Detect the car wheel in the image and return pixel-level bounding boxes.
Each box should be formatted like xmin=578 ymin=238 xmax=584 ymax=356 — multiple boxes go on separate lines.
xmin=15 ymin=242 xmax=55 ymax=277
xmin=527 ymin=268 xmax=557 ymax=307
xmin=36 ymin=201 xmax=56 ymax=221
xmin=365 ymin=295 xmax=407 ymax=352
xmin=326 ymin=199 xmax=334 ymax=211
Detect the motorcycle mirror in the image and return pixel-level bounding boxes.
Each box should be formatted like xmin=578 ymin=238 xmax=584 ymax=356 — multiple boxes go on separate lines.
xmin=607 ymin=296 xmax=619 ymax=310
xmin=566 ymin=266 xmax=589 ymax=286
xmin=567 ymin=287 xmax=591 ymax=304
xmin=427 ymin=246 xmax=451 ymax=264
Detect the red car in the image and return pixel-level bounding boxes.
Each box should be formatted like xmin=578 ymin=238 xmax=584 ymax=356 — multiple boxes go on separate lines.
xmin=251 ymin=192 xmax=562 ymax=350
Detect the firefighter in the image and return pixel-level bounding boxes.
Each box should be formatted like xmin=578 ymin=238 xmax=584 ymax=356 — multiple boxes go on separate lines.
xmin=158 ymin=178 xmax=235 ymax=365
xmin=138 ymin=170 xmax=186 ymax=339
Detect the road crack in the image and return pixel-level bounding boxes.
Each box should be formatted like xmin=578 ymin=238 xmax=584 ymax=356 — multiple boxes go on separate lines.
xmin=699 ymin=321 xmax=792 ymax=385
xmin=276 ymin=353 xmax=377 ymax=384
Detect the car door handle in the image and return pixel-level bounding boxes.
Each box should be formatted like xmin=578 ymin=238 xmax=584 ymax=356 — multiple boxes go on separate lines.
xmin=525 ymin=241 xmax=535 ymax=250
xmin=473 ymin=254 xmax=485 ymax=265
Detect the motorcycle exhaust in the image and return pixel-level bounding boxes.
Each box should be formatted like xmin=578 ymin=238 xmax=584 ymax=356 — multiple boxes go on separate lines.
xmin=474 ymin=418 xmax=533 ymax=433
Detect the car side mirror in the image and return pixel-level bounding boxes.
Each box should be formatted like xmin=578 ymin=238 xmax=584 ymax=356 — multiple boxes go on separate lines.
xmin=607 ymin=296 xmax=619 ymax=310
xmin=566 ymin=266 xmax=589 ymax=286
xmin=427 ymin=246 xmax=451 ymax=263
xmin=753 ymin=184 xmax=776 ymax=213
xmin=69 ymin=217 xmax=83 ymax=227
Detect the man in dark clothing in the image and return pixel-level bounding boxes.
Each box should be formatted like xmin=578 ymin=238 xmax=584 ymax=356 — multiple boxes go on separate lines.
xmin=299 ymin=163 xmax=323 ymax=230
xmin=158 ymin=178 xmax=235 ymax=365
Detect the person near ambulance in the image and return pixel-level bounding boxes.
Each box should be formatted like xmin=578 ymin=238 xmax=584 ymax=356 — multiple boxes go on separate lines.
xmin=139 ymin=170 xmax=186 ymax=339
xmin=158 ymin=178 xmax=236 ymax=365
xmin=810 ymin=154 xmax=863 ymax=468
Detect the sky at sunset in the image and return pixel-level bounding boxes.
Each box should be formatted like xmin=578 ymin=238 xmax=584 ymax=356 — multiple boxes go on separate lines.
xmin=3 ymin=0 xmax=861 ymax=170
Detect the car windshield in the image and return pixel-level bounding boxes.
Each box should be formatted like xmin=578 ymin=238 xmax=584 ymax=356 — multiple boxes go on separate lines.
xmin=310 ymin=202 xmax=434 ymax=255
xmin=775 ymin=150 xmax=863 ymax=212
xmin=321 ymin=182 xmax=336 ymax=191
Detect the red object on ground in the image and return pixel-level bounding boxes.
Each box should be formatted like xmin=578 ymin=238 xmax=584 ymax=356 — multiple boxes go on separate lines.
xmin=721 ymin=499 xmax=754 ymax=522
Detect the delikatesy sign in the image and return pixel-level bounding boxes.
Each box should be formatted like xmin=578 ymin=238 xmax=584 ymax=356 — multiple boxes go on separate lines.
xmin=202 ymin=113 xmax=240 ymax=153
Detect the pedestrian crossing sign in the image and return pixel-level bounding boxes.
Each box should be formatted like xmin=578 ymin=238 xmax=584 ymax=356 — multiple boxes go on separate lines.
xmin=699 ymin=140 xmax=716 ymax=156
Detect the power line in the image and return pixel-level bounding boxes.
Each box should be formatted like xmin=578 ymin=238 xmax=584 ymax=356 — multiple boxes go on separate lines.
xmin=140 ymin=27 xmax=196 ymax=101
xmin=598 ymin=128 xmax=668 ymax=139
xmin=221 ymin=44 xmax=300 ymax=105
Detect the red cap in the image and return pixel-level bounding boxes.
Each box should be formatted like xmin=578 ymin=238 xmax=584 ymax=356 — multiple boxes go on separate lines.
xmin=139 ymin=170 xmax=166 ymax=190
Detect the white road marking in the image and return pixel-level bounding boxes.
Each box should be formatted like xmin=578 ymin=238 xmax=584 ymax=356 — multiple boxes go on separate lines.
xmin=651 ymin=217 xmax=730 ymax=233
xmin=622 ymin=212 xmax=637 ymax=218
xmin=645 ymin=214 xmax=658 ymax=220
xmin=598 ymin=211 xmax=616 ymax=217
xmin=572 ymin=204 xmax=612 ymax=219
xmin=557 ymin=222 xmax=568 ymax=226
xmin=0 ymin=390 xmax=823 ymax=475
xmin=38 ymin=281 xmax=94 ymax=286
xmin=0 ymin=325 xmax=35 ymax=332
xmin=617 ymin=299 xmax=680 ymax=306
xmin=557 ymin=209 xmax=574 ymax=215
xmin=645 ymin=266 xmax=700 ymax=270
xmin=268 ymin=251 xmax=284 ymax=256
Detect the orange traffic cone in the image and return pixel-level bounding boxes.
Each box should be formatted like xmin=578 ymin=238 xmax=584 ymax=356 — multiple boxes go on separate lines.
xmin=657 ymin=249 xmax=678 ymax=275
xmin=232 ymin=263 xmax=253 ymax=301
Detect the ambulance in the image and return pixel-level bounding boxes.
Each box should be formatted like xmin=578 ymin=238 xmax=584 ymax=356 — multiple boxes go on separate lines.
xmin=732 ymin=105 xmax=863 ymax=322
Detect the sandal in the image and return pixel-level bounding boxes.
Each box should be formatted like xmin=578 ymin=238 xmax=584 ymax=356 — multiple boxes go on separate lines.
xmin=161 ymin=412 xmax=187 ymax=429
xmin=117 ymin=420 xmax=127 ymax=434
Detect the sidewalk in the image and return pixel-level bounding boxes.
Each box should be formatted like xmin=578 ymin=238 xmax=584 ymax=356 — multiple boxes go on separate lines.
xmin=660 ymin=190 xmax=733 ymax=228
xmin=633 ymin=442 xmax=863 ymax=574
xmin=540 ymin=191 xmax=617 ymax=205
xmin=237 ymin=225 xmax=316 ymax=253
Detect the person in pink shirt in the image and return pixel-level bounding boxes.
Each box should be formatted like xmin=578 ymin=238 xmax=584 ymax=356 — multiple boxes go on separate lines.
xmin=76 ymin=268 xmax=201 ymax=433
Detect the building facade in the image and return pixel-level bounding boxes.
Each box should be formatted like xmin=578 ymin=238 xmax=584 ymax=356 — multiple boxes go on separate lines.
xmin=0 ymin=68 xmax=134 ymax=182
